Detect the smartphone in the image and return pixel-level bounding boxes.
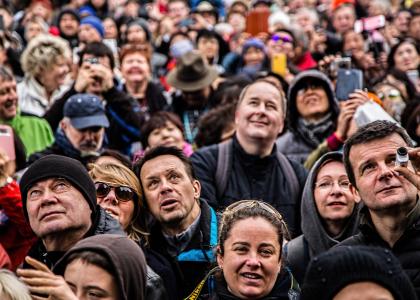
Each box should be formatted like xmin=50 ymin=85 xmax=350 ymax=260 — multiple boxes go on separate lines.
xmin=335 ymin=68 xmax=363 ymax=101
xmin=271 ymin=53 xmax=287 ymax=77
xmin=178 ymin=18 xmax=195 ymax=28
xmin=246 ymin=10 xmax=270 ymax=36
xmin=354 ymin=15 xmax=385 ymax=33
xmin=0 ymin=125 xmax=15 ymax=161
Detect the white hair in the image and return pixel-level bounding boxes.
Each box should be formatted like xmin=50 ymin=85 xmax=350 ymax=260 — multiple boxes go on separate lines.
xmin=0 ymin=269 xmax=32 ymax=300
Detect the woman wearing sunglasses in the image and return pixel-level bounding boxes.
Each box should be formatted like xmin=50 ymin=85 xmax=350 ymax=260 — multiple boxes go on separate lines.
xmin=189 ymin=200 xmax=299 ymax=299
xmin=88 ymin=162 xmax=176 ymax=300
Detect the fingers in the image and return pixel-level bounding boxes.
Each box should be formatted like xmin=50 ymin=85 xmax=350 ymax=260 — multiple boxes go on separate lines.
xmin=25 ymin=256 xmax=52 ymax=273
xmin=394 ymin=166 xmax=420 ymax=190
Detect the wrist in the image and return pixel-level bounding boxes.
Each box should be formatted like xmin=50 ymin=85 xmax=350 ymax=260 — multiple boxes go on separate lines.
xmin=327 ymin=132 xmax=344 ymax=151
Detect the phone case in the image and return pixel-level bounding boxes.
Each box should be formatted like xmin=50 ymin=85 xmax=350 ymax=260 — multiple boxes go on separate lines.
xmin=0 ymin=125 xmax=15 ymax=161
xmin=336 ymin=68 xmax=363 ymax=101
xmin=271 ymin=53 xmax=287 ymax=77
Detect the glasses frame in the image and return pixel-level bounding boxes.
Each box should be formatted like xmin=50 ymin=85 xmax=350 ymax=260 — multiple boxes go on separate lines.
xmin=94 ymin=181 xmax=137 ymax=203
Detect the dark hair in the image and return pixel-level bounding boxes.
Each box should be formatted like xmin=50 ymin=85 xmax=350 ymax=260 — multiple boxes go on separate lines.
xmin=195 ymin=103 xmax=236 ymax=148
xmin=140 ymin=112 xmax=184 ymax=148
xmin=343 ymin=120 xmax=414 ymax=187
xmin=13 ymin=129 xmax=27 ymax=172
xmin=133 ymin=146 xmax=197 ymax=182
xmin=218 ymin=200 xmax=287 ymax=259
xmin=387 ymin=38 xmax=420 ymax=71
xmin=66 ymin=250 xmax=114 ymax=275
xmin=93 ymin=149 xmax=132 ymax=170
xmin=401 ymin=96 xmax=420 ymax=145
xmin=79 ymin=42 xmax=115 ymax=70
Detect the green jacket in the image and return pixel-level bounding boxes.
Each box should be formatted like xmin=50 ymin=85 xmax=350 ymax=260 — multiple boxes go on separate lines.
xmin=2 ymin=112 xmax=54 ymax=157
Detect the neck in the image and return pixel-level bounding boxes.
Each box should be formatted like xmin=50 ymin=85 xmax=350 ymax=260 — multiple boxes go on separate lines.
xmin=36 ymin=76 xmax=55 ymax=101
xmin=162 ymin=202 xmax=201 ymax=236
xmin=236 ymin=133 xmax=275 ymax=158
xmin=325 ymin=219 xmax=346 ymax=237
xmin=369 ymin=204 xmax=413 ymax=247
xmin=126 ymin=80 xmax=147 ymax=98
xmin=42 ymin=225 xmax=91 ymax=252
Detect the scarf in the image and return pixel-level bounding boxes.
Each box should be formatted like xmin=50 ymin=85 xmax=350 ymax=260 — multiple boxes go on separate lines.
xmin=295 ymin=113 xmax=335 ymax=148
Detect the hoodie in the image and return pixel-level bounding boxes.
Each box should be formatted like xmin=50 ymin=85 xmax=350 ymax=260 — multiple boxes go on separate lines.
xmin=277 ymin=70 xmax=340 ymax=164
xmin=54 ymin=234 xmax=147 ymax=300
xmin=285 ymin=152 xmax=360 ymax=284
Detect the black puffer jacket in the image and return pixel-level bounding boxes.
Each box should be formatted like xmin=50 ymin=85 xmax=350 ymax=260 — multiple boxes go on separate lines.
xmin=338 ymin=201 xmax=420 ymax=298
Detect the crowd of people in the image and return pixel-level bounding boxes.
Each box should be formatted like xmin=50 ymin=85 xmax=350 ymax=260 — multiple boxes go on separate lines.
xmin=0 ymin=0 xmax=419 ymax=299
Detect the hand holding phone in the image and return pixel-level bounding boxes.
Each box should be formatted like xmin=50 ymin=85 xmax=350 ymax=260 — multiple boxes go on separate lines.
xmin=335 ymin=68 xmax=363 ymax=101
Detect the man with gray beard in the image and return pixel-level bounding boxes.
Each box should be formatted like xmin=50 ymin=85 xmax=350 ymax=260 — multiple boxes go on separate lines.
xmin=28 ymin=93 xmax=109 ymax=166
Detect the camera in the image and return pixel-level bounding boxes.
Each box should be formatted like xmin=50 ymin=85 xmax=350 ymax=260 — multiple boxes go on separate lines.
xmin=85 ymin=57 xmax=99 ymax=65
xmin=395 ymin=147 xmax=409 ymax=167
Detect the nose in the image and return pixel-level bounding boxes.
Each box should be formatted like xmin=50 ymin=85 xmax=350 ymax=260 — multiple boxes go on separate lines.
xmin=378 ymin=162 xmax=394 ymax=181
xmin=40 ymin=189 xmax=59 ymax=207
xmin=99 ymin=188 xmax=118 ymax=206
xmin=330 ymin=182 xmax=344 ymax=196
xmin=159 ymin=178 xmax=173 ymax=194
xmin=245 ymin=254 xmax=262 ymax=269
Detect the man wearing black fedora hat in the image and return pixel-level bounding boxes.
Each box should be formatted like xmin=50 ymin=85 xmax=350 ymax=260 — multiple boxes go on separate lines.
xmin=167 ymin=50 xmax=219 ymax=144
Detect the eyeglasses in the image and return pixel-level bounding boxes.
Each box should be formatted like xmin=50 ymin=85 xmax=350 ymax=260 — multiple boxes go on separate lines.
xmin=315 ymin=179 xmax=351 ymax=191
xmin=271 ymin=34 xmax=293 ymax=44
xmin=95 ymin=182 xmax=136 ymax=202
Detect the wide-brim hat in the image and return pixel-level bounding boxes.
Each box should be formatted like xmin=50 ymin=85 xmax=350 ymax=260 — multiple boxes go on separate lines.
xmin=167 ymin=51 xmax=218 ymax=92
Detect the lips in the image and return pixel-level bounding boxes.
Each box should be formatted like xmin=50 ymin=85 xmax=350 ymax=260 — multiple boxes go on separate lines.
xmin=327 ymin=201 xmax=346 ymax=207
xmin=240 ymin=272 xmax=263 ymax=284
xmin=160 ymin=198 xmax=178 ymax=209
xmin=376 ymin=185 xmax=401 ymax=194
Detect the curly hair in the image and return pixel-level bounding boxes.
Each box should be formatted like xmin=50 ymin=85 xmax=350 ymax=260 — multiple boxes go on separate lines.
xmin=20 ymin=34 xmax=71 ymax=77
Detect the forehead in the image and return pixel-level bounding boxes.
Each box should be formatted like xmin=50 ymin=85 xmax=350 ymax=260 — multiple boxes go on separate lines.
xmin=227 ymin=217 xmax=280 ymax=243
xmin=243 ymin=82 xmax=281 ymax=100
xmin=317 ymin=160 xmax=346 ymax=178
xmin=350 ymin=133 xmax=408 ymax=165
xmin=140 ymin=155 xmax=188 ymax=178
xmin=0 ymin=79 xmax=16 ymax=88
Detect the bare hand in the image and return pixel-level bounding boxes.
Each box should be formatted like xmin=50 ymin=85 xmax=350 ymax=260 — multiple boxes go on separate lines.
xmin=74 ymin=63 xmax=95 ymax=92
xmin=17 ymin=257 xmax=78 ymax=300
xmin=89 ymin=64 xmax=114 ymax=91
xmin=335 ymin=99 xmax=364 ymax=141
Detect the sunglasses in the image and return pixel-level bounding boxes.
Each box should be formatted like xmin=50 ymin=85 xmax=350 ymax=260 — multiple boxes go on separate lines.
xmin=271 ymin=34 xmax=293 ymax=44
xmin=95 ymin=182 xmax=136 ymax=202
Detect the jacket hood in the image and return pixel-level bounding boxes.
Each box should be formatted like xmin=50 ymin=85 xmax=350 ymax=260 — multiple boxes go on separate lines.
xmin=286 ymin=70 xmax=339 ymax=131
xmin=301 ymin=151 xmax=360 ymax=257
xmin=54 ymin=234 xmax=147 ymax=300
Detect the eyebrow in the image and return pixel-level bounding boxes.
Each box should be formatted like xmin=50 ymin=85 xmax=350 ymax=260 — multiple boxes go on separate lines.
xmin=144 ymin=168 xmax=178 ymax=180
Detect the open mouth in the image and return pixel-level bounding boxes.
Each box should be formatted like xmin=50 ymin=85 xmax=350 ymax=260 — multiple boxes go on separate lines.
xmin=160 ymin=199 xmax=178 ymax=209
xmin=4 ymin=99 xmax=15 ymax=109
xmin=241 ymin=272 xmax=263 ymax=280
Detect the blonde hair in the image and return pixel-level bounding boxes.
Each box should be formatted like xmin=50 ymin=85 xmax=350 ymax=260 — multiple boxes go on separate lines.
xmin=0 ymin=269 xmax=31 ymax=300
xmin=20 ymin=34 xmax=71 ymax=77
xmin=89 ymin=162 xmax=149 ymax=244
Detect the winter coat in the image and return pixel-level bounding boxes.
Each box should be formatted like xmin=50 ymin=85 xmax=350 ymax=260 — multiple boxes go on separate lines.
xmin=285 ymin=152 xmax=360 ymax=284
xmin=191 ymin=135 xmax=307 ymax=237
xmin=277 ymin=70 xmax=339 ymax=164
xmin=338 ymin=201 xmax=420 ymax=298
xmin=148 ymin=199 xmax=218 ymax=299
xmin=0 ymin=180 xmax=36 ymax=270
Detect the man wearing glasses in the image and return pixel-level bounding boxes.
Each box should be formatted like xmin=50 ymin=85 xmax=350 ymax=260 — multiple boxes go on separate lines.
xmin=28 ymin=93 xmax=109 ymax=166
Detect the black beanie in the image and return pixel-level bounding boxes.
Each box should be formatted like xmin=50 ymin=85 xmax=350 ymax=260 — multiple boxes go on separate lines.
xmin=20 ymin=155 xmax=97 ymax=221
xmin=301 ymin=246 xmax=417 ymax=300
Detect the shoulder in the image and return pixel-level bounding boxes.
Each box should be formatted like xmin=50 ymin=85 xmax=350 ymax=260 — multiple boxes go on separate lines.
xmin=335 ymin=233 xmax=365 ymax=248
xmin=191 ymin=144 xmax=219 ymax=167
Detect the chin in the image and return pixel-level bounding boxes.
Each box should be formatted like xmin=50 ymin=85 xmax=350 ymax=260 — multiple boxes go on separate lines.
xmin=235 ymin=287 xmax=266 ymax=299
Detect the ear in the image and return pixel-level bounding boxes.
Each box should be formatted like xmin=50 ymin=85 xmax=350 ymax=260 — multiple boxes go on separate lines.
xmin=216 ymin=246 xmax=224 ymax=269
xmin=60 ymin=119 xmax=68 ymax=131
xmin=192 ymin=179 xmax=201 ymax=200
xmin=350 ymin=183 xmax=362 ymax=203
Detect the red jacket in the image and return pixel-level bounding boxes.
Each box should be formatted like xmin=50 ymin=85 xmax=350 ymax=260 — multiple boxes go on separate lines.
xmin=0 ymin=181 xmax=36 ymax=270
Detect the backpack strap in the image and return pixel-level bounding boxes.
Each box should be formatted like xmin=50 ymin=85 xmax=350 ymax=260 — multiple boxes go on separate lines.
xmin=276 ymin=151 xmax=300 ymax=203
xmin=284 ymin=236 xmax=309 ymax=285
xmin=215 ymin=139 xmax=232 ymax=201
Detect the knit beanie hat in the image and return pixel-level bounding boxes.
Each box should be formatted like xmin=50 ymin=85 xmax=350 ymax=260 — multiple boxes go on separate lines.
xmin=242 ymin=38 xmax=265 ymax=56
xmin=20 ymin=155 xmax=97 ymax=221
xmin=80 ymin=16 xmax=104 ymax=38
xmin=300 ymin=246 xmax=417 ymax=300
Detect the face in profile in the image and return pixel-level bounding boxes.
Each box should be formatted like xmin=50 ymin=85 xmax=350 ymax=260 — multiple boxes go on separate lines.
xmin=64 ymin=258 xmax=120 ymax=300
xmin=217 ymin=217 xmax=282 ymax=299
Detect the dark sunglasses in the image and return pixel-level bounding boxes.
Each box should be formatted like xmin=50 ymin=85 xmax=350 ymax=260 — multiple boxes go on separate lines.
xmin=95 ymin=182 xmax=136 ymax=202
